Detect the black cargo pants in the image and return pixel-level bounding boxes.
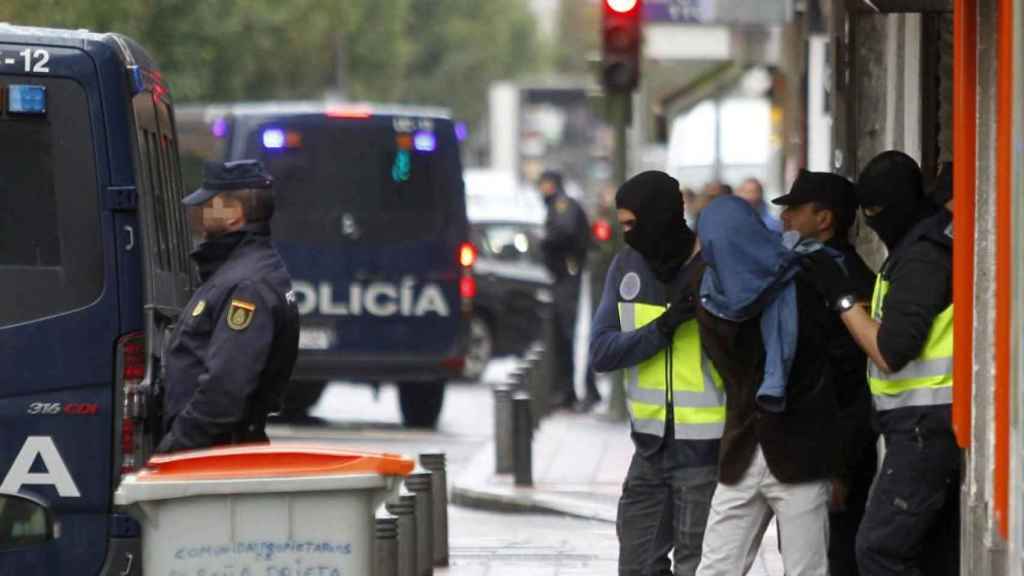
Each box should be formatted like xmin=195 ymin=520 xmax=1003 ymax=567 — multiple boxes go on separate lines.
xmin=855 ymin=425 xmax=961 ymax=576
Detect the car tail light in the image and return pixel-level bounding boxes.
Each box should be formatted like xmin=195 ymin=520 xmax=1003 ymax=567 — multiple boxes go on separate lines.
xmin=460 ymin=275 xmax=478 ymax=300
xmin=459 ymin=242 xmax=478 ymax=268
xmin=117 ymin=332 xmax=146 ymax=475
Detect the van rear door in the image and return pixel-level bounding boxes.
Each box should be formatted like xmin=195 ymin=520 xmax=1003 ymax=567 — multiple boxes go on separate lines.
xmin=0 ymin=48 xmax=115 ymax=574
xmin=241 ymin=114 xmax=468 ymax=377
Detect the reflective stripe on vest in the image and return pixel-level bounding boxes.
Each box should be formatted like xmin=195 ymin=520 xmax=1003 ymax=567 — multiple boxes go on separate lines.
xmin=619 ymin=301 xmax=726 ymax=440
xmin=867 ymin=275 xmax=953 ymax=411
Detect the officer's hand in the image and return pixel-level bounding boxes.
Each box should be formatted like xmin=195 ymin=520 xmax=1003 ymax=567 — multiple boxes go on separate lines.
xmin=654 ymin=290 xmax=696 ymax=338
xmin=802 ymin=251 xmax=854 ymax=308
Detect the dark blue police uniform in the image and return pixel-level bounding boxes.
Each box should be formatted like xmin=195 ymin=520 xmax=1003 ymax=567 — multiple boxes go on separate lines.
xmin=157 ymin=161 xmax=300 ymax=453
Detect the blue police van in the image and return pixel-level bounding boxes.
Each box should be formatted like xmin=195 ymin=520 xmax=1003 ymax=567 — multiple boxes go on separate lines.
xmin=197 ymin=102 xmax=472 ymax=428
xmin=0 ymin=25 xmax=190 ymax=574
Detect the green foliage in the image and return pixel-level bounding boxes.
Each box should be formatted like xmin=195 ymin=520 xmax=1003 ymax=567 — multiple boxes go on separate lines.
xmin=0 ymin=0 xmax=539 ymax=124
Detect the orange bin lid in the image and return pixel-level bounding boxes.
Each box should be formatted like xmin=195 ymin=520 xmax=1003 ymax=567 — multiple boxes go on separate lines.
xmin=137 ymin=443 xmax=416 ymax=481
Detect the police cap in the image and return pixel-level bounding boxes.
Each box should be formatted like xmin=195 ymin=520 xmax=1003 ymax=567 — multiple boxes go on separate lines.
xmin=772 ymin=169 xmax=857 ymax=229
xmin=182 ymin=160 xmax=274 ymax=206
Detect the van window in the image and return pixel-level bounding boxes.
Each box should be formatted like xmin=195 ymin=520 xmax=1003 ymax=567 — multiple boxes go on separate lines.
xmin=0 ymin=78 xmax=102 ymax=328
xmin=246 ymin=116 xmax=457 ymax=245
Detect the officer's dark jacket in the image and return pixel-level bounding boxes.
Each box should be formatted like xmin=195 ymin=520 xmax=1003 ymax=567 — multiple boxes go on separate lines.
xmin=699 ymin=269 xmax=841 ymax=485
xmin=875 ymin=208 xmax=952 ymax=434
xmin=590 ymin=247 xmax=719 ymax=467
xmin=826 ymin=238 xmax=878 ymax=480
xmin=159 ymin=226 xmax=299 ymax=452
xmin=541 ymin=192 xmax=590 ymax=281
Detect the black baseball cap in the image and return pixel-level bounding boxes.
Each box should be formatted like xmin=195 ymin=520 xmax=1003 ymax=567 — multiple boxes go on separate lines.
xmin=773 ymin=169 xmax=857 ymax=227
xmin=182 ymin=160 xmax=274 ymax=206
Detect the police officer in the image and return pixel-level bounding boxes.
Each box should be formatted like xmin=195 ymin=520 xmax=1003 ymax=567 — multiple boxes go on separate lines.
xmin=806 ymin=151 xmax=958 ymax=575
xmin=538 ymin=170 xmax=599 ymax=410
xmin=773 ymin=170 xmax=878 ymax=576
xmin=157 ymin=160 xmax=300 ymax=453
xmin=590 ymin=171 xmax=724 ymax=576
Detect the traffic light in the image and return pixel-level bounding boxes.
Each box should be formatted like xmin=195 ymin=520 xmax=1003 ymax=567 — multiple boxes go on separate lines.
xmin=601 ymin=0 xmax=643 ymax=93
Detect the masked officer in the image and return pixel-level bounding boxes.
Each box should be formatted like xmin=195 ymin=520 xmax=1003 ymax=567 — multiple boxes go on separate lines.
xmin=590 ymin=171 xmax=724 ymax=576
xmin=538 ymin=170 xmax=599 ymax=410
xmin=157 ymin=160 xmax=300 ymax=453
xmin=773 ymin=170 xmax=877 ymax=576
xmin=805 ymin=151 xmax=958 ymax=575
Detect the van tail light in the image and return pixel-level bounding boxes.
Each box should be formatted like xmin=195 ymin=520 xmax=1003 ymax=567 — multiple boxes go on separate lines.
xmin=459 ymin=242 xmax=478 ymax=268
xmin=117 ymin=332 xmax=146 ymax=475
xmin=458 ymin=242 xmax=478 ymax=305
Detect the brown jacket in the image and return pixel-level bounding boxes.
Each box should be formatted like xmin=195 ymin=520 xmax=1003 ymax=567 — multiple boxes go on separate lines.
xmin=698 ymin=272 xmax=841 ymax=485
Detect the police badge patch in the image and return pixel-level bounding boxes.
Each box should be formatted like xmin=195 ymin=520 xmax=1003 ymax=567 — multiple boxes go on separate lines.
xmin=227 ymin=299 xmax=256 ymax=330
xmin=191 ymin=300 xmax=206 ymax=317
xmin=619 ymin=272 xmax=641 ymax=301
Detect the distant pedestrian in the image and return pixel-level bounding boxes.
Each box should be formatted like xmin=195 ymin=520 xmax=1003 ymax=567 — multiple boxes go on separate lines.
xmin=694 ymin=195 xmax=840 ymax=576
xmin=537 ymin=170 xmax=600 ymax=411
xmin=157 ymin=160 xmax=300 ymax=453
xmin=590 ymin=171 xmax=725 ymax=576
xmin=773 ymin=170 xmax=878 ymax=576
xmin=737 ymin=177 xmax=783 ymax=232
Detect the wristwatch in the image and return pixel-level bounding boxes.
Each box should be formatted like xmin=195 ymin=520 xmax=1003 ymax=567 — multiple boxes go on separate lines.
xmin=835 ymin=294 xmax=857 ymax=313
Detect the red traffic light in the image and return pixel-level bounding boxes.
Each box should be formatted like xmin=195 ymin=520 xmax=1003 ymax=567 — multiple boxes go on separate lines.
xmin=601 ymin=0 xmax=643 ymax=93
xmin=592 ymin=218 xmax=613 ymax=243
xmin=606 ymin=0 xmax=639 ymax=13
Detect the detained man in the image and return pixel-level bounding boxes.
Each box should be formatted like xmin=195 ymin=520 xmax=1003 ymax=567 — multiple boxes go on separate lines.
xmin=694 ymin=195 xmax=841 ymax=576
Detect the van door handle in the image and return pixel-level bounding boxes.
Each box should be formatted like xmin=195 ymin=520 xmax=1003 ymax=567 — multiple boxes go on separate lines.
xmin=124 ymin=226 xmax=135 ymax=251
xmin=119 ymin=552 xmax=134 ymax=576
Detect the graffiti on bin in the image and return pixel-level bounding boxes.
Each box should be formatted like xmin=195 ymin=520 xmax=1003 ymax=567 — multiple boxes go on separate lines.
xmin=167 ymin=565 xmax=343 ymax=576
xmin=167 ymin=540 xmax=354 ymax=576
xmin=173 ymin=540 xmax=353 ymax=562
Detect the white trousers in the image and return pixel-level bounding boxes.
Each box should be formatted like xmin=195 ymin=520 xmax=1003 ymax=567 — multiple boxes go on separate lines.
xmin=696 ymin=445 xmax=830 ymax=576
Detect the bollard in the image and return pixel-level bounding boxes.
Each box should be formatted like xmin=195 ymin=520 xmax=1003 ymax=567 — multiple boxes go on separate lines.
xmin=493 ymin=384 xmax=514 ymax=474
xmin=404 ymin=468 xmax=434 ymax=576
xmin=373 ymin=507 xmax=399 ymax=576
xmin=539 ymin=306 xmax=559 ymax=417
xmin=523 ymin=350 xmax=544 ymax=429
xmin=385 ymin=489 xmax=418 ymax=576
xmin=419 ymin=453 xmax=449 ymax=567
xmin=512 ymin=391 xmax=533 ymax=487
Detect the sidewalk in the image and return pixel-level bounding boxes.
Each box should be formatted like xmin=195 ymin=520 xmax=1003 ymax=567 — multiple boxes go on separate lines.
xmin=451 ymin=407 xmax=785 ymax=576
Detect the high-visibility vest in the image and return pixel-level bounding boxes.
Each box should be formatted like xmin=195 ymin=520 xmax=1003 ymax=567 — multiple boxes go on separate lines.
xmin=618 ymin=301 xmax=726 ymax=440
xmin=868 ymin=275 xmax=953 ymax=411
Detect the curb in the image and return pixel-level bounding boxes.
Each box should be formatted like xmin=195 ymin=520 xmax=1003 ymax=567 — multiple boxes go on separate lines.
xmin=450 ymin=439 xmax=618 ymax=524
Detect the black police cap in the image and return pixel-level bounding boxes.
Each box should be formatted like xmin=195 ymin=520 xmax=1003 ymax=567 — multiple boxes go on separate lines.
xmin=773 ymin=170 xmax=857 ymax=220
xmin=182 ymin=160 xmax=273 ymax=206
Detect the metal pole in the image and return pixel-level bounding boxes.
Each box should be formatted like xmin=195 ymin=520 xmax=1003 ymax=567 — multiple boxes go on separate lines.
xmin=606 ymin=92 xmax=630 ymax=422
xmin=404 ymin=469 xmax=434 ymax=576
xmin=384 ymin=490 xmax=418 ymax=576
xmin=513 ymin=391 xmax=533 ymax=487
xmin=419 ymin=453 xmax=449 ymax=567
xmin=524 ymin=351 xmax=544 ymax=429
xmin=493 ymin=384 xmax=514 ymax=474
xmin=373 ymin=507 xmax=399 ymax=576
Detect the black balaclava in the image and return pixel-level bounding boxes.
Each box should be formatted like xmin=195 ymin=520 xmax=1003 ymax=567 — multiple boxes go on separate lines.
xmin=615 ymin=171 xmax=696 ymax=283
xmin=855 ymin=150 xmax=931 ymax=250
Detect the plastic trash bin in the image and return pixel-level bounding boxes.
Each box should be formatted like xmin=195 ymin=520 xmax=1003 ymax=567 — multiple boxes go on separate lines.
xmin=114 ymin=444 xmax=414 ymax=576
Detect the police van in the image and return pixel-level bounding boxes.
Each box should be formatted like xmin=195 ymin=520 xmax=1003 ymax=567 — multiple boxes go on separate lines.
xmin=0 ymin=25 xmax=190 ymax=574
xmin=185 ymin=102 xmax=472 ymax=428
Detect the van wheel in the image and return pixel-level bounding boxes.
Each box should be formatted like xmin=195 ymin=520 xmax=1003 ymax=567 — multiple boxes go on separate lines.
xmin=398 ymin=381 xmax=445 ymax=429
xmin=463 ymin=316 xmax=493 ymax=382
xmin=280 ymin=381 xmax=327 ymax=419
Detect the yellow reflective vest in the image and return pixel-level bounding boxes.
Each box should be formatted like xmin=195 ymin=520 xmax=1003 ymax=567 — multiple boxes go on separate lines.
xmin=618 ymin=301 xmax=726 ymax=440
xmin=868 ymin=275 xmax=953 ymax=411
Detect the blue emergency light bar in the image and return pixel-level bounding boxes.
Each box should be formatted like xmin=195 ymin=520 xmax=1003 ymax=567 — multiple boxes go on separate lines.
xmin=413 ymin=131 xmax=436 ymax=152
xmin=262 ymin=128 xmax=285 ymax=150
xmin=8 ymin=85 xmax=46 ymax=115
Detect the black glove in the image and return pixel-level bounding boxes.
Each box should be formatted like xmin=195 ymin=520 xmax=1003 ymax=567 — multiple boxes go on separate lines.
xmin=801 ymin=251 xmax=854 ymax=309
xmin=655 ymin=289 xmax=697 ymax=337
